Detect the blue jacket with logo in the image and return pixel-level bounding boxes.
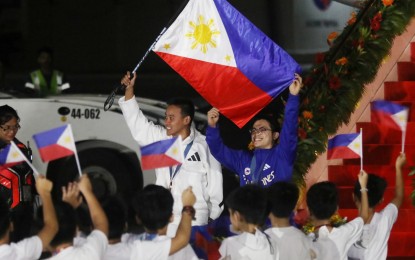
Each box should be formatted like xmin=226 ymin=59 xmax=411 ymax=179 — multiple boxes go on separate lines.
xmin=206 ymin=94 xmax=299 ymax=187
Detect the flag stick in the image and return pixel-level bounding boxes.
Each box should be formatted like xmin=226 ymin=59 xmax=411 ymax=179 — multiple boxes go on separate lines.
xmin=104 ymin=0 xmax=190 ymax=111
xmin=401 ymin=130 xmax=406 ymax=153
xmin=360 ymin=128 xmax=363 ymax=171
xmin=11 ymin=141 xmax=41 ymax=179
xmin=67 ymin=125 xmax=83 ymax=177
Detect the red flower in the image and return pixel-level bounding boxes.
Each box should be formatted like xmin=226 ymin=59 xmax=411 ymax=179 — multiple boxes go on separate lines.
xmin=298 ymin=128 xmax=307 ymax=140
xmin=371 ymin=12 xmax=382 ymax=31
xmin=329 ymin=76 xmax=341 ymax=90
xmin=315 ymin=53 xmax=325 ymax=64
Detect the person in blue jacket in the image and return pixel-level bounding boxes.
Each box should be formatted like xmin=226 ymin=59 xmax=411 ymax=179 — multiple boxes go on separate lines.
xmin=206 ymin=73 xmax=302 ymax=187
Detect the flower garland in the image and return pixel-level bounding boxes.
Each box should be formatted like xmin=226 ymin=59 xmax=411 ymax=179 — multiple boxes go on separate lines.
xmin=302 ymin=213 xmax=348 ymax=236
xmin=291 ymin=0 xmax=415 ymax=187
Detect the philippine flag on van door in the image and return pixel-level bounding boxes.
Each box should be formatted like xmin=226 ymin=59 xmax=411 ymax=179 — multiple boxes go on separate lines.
xmin=33 ymin=125 xmax=77 ymax=162
xmin=140 ymin=137 xmax=184 ymax=170
xmin=153 ymin=0 xmax=301 ymax=128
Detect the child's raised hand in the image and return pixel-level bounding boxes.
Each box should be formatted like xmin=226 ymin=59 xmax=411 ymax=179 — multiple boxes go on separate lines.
xmin=358 ymin=170 xmax=368 ymax=189
xmin=182 ymin=186 xmax=196 ymax=206
xmin=289 ymin=73 xmax=303 ymax=96
xmin=207 ymin=108 xmax=220 ymax=127
xmin=62 ymin=182 xmax=83 ymax=209
xmin=395 ymin=153 xmax=406 ymax=170
xmin=78 ymin=174 xmax=93 ymax=194
xmin=36 ymin=176 xmax=53 ymax=195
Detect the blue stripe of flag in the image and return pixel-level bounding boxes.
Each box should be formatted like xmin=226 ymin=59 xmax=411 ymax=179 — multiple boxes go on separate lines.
xmin=0 ymin=145 xmax=11 ymax=165
xmin=32 ymin=125 xmax=67 ymax=148
xmin=328 ymin=133 xmax=359 ymax=150
xmin=213 ymin=0 xmax=301 ymax=97
xmin=372 ymin=100 xmax=406 ymax=115
xmin=141 ymin=138 xmax=177 ymax=156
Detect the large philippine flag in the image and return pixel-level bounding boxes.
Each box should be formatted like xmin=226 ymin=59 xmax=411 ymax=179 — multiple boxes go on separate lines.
xmin=153 ymin=0 xmax=301 ymax=128
xmin=140 ymin=137 xmax=184 ymax=170
xmin=327 ymin=133 xmax=362 ymax=160
xmin=0 ymin=142 xmax=27 ymax=168
xmin=371 ymin=100 xmax=409 ymax=132
xmin=32 ymin=125 xmax=77 ymax=162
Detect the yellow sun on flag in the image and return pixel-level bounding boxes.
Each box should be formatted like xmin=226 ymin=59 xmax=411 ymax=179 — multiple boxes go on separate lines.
xmin=11 ymin=151 xmax=20 ymax=159
xmin=353 ymin=142 xmax=361 ymax=150
xmin=64 ymin=136 xmax=72 ymax=144
xmin=172 ymin=147 xmax=179 ymax=155
xmin=185 ymin=15 xmax=220 ymax=54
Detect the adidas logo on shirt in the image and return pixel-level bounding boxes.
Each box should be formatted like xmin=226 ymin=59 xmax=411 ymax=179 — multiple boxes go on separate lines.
xmin=187 ymin=152 xmax=201 ymax=161
xmin=263 ymin=164 xmax=271 ymax=171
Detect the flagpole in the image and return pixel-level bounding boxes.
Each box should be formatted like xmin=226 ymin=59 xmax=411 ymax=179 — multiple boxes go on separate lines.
xmin=401 ymin=130 xmax=406 ymax=153
xmin=68 ymin=125 xmax=83 ymax=177
xmin=11 ymin=141 xmax=41 ymax=179
xmin=104 ymin=0 xmax=190 ymax=111
xmin=360 ymin=128 xmax=363 ymax=171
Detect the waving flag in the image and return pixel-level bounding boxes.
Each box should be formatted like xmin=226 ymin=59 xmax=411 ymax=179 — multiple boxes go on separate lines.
xmin=327 ymin=133 xmax=362 ymax=160
xmin=153 ymin=0 xmax=301 ymax=128
xmin=0 ymin=142 xmax=27 ymax=167
xmin=33 ymin=125 xmax=77 ymax=162
xmin=140 ymin=137 xmax=184 ymax=170
xmin=371 ymin=100 xmax=409 ymax=132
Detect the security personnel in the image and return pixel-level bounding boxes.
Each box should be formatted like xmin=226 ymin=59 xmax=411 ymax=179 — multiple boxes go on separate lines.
xmin=24 ymin=46 xmax=70 ymax=97
xmin=0 ymin=105 xmax=36 ymax=242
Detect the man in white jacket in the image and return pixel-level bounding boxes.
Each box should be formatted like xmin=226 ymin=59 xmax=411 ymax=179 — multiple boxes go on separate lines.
xmin=118 ymin=72 xmax=223 ymax=250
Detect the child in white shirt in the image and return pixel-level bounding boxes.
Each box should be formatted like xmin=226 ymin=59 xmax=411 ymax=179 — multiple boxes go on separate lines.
xmin=348 ymin=153 xmax=406 ymax=260
xmin=265 ymin=181 xmax=315 ymax=259
xmin=306 ymin=171 xmax=369 ymax=260
xmin=0 ymin=177 xmax=58 ymax=260
xmin=219 ymin=184 xmax=278 ymax=260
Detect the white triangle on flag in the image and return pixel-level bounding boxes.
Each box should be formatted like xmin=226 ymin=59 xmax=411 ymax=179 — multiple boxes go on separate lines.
xmin=165 ymin=136 xmax=184 ymax=164
xmin=392 ymin=108 xmax=409 ymax=131
xmin=347 ymin=133 xmax=362 ymax=157
xmin=153 ymin=0 xmax=236 ymax=67
xmin=57 ymin=125 xmax=77 ymax=153
xmin=7 ymin=142 xmax=27 ymax=164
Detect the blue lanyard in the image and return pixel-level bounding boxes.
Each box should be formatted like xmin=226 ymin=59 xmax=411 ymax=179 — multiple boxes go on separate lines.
xmin=141 ymin=232 xmax=158 ymax=241
xmin=169 ymin=141 xmax=193 ymax=187
xmin=249 ymin=152 xmax=271 ymax=185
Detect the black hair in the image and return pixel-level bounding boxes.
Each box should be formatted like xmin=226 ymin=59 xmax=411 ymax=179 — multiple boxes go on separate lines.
xmin=268 ymin=181 xmax=299 ymax=218
xmin=251 ymin=113 xmax=280 ymax=133
xmin=354 ymin=173 xmax=387 ymax=207
xmin=132 ymin=184 xmax=173 ymax=232
xmin=167 ymin=98 xmax=195 ymax=124
xmin=103 ymin=195 xmax=128 ymax=240
xmin=0 ymin=105 xmax=20 ymax=125
xmin=50 ymin=202 xmax=78 ymax=247
xmin=306 ymin=181 xmax=338 ymax=220
xmin=0 ymin=197 xmax=10 ymax=239
xmin=37 ymin=46 xmax=54 ymax=57
xmin=225 ymin=184 xmax=269 ymax=226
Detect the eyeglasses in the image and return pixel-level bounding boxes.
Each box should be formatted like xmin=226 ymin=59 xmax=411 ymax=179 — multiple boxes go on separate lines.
xmin=249 ymin=127 xmax=272 ymax=135
xmin=0 ymin=124 xmax=21 ymax=132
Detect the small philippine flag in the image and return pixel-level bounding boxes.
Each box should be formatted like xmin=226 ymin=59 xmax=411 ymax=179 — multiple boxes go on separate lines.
xmin=371 ymin=100 xmax=409 ymax=132
xmin=140 ymin=137 xmax=184 ymax=170
xmin=327 ymin=133 xmax=362 ymax=160
xmin=0 ymin=142 xmax=27 ymax=167
xmin=33 ymin=125 xmax=77 ymax=162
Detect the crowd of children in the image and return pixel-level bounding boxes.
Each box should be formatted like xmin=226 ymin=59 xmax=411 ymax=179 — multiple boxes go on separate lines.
xmin=0 ymin=152 xmax=406 ymax=259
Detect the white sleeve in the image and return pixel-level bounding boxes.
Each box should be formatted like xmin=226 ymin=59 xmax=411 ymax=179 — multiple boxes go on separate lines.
xmin=344 ymin=217 xmax=364 ymax=244
xmin=204 ymin=142 xmax=223 ymax=220
xmin=82 ymin=230 xmax=108 ymax=259
xmin=381 ymin=203 xmax=398 ymax=227
xmin=118 ymin=96 xmax=167 ymax=145
xmin=130 ymin=239 xmax=171 ymax=260
xmin=12 ymin=236 xmax=43 ymax=260
xmin=219 ymin=239 xmax=231 ymax=260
